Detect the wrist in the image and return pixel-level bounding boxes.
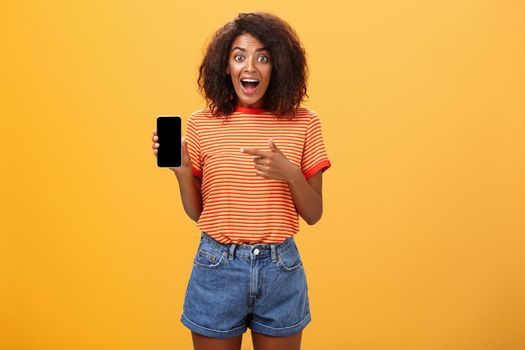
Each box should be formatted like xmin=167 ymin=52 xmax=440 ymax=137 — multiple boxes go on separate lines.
xmin=174 ymin=169 xmax=192 ymax=182
xmin=286 ymin=166 xmax=304 ymax=185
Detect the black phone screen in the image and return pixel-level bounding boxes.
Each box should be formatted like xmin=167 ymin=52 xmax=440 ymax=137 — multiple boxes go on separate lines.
xmin=156 ymin=116 xmax=182 ymax=168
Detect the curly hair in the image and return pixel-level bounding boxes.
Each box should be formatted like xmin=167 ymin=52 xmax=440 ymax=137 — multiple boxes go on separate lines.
xmin=197 ymin=12 xmax=308 ymax=120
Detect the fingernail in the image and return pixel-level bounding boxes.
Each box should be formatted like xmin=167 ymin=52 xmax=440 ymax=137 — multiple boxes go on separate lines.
xmin=240 ymin=148 xmax=244 ymax=152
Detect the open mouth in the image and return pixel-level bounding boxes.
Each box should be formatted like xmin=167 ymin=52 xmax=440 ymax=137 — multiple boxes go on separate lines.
xmin=240 ymin=79 xmax=260 ymax=95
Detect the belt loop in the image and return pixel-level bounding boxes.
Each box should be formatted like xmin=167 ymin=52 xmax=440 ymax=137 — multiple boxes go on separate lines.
xmin=270 ymin=244 xmax=277 ymax=263
xmin=229 ymin=243 xmax=237 ymax=261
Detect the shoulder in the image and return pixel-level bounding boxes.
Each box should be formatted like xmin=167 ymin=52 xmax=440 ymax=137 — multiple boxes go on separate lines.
xmin=187 ymin=108 xmax=220 ymax=127
xmin=294 ymin=106 xmax=322 ymax=126
xmin=296 ymin=106 xmax=318 ymax=117
xmin=189 ymin=108 xmax=214 ymax=120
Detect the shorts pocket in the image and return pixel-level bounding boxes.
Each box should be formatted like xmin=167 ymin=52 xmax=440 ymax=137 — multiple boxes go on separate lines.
xmin=193 ymin=248 xmax=227 ymax=269
xmin=277 ymin=245 xmax=303 ymax=272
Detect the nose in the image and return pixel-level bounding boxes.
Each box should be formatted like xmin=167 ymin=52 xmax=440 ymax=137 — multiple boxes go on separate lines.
xmin=244 ymin=57 xmax=256 ymax=73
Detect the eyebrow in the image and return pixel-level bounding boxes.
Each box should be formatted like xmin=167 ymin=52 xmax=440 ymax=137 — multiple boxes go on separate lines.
xmin=231 ymin=47 xmax=269 ymax=52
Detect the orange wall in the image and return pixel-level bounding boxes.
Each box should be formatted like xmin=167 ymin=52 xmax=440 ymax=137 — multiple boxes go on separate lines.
xmin=1 ymin=1 xmax=524 ymax=349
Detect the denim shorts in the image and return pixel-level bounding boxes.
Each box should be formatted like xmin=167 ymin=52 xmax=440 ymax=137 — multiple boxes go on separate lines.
xmin=180 ymin=231 xmax=311 ymax=338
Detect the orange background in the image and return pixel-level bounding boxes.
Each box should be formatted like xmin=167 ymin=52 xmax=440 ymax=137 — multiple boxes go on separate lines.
xmin=1 ymin=1 xmax=524 ymax=349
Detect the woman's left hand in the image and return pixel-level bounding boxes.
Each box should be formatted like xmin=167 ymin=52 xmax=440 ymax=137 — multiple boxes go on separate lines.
xmin=240 ymin=138 xmax=300 ymax=182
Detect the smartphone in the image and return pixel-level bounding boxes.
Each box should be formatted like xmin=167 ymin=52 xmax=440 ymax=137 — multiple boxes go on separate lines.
xmin=156 ymin=116 xmax=182 ymax=168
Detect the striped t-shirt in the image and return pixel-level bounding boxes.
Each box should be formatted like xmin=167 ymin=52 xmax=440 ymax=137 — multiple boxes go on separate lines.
xmin=184 ymin=105 xmax=331 ymax=244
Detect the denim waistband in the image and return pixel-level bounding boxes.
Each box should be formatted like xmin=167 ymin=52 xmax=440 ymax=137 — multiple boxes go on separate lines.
xmin=200 ymin=231 xmax=295 ymax=262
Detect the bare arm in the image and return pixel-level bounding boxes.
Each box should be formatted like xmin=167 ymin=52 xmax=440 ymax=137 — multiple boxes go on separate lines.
xmin=175 ymin=173 xmax=203 ymax=223
xmin=287 ymin=168 xmax=323 ymax=225
xmin=152 ymin=130 xmax=203 ymax=223
xmin=240 ymin=140 xmax=324 ymax=225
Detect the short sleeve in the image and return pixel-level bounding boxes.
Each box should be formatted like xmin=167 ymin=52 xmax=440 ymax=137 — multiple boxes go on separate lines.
xmin=184 ymin=114 xmax=202 ymax=178
xmin=301 ymin=114 xmax=331 ymax=179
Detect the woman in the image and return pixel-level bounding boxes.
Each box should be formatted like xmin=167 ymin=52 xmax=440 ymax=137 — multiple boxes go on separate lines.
xmin=151 ymin=12 xmax=331 ymax=350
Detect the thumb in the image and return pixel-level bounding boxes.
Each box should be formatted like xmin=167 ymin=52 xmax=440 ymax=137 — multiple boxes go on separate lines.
xmin=181 ymin=137 xmax=193 ymax=166
xmin=268 ymin=138 xmax=281 ymax=153
xmin=182 ymin=137 xmax=189 ymax=157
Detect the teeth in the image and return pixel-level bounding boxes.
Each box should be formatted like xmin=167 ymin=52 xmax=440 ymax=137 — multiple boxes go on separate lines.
xmin=241 ymin=79 xmax=259 ymax=83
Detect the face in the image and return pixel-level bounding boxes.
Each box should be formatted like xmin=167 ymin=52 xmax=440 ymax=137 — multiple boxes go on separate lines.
xmin=226 ymin=33 xmax=272 ymax=109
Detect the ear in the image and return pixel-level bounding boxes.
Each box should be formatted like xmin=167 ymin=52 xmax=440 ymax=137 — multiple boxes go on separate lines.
xmin=226 ymin=66 xmax=230 ymax=75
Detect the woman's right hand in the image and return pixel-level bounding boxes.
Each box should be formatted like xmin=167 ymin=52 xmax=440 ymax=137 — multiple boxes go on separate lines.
xmin=152 ymin=129 xmax=194 ymax=178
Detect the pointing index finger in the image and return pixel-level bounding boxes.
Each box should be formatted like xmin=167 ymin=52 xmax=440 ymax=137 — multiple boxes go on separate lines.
xmin=240 ymin=147 xmax=266 ymax=157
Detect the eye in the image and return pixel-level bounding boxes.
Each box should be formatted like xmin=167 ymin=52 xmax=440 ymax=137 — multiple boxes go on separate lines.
xmin=234 ymin=55 xmax=244 ymax=62
xmin=258 ymin=55 xmax=269 ymax=63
